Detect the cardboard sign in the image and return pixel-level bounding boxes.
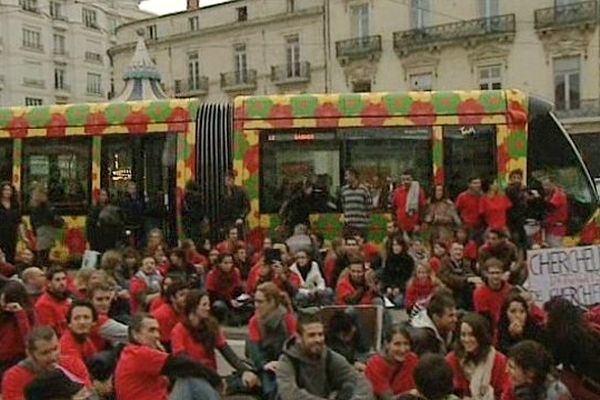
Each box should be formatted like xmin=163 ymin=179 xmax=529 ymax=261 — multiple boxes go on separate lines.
xmin=527 ymin=245 xmax=600 ymax=307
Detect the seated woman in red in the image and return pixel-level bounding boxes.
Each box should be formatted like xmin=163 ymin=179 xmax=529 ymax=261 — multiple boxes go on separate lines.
xmin=365 ymin=324 xmax=418 ymax=399
xmin=171 ymin=289 xmax=260 ymax=396
xmin=59 ymin=300 xmax=98 ymax=364
xmin=446 ymin=313 xmax=509 ymax=400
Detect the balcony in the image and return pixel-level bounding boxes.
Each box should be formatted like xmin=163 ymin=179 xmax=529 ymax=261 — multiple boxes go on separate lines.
xmin=174 ymin=76 xmax=209 ymax=97
xmin=394 ymin=14 xmax=515 ymax=57
xmin=555 ymin=99 xmax=600 ymax=119
xmin=23 ymin=78 xmax=45 ymax=88
xmin=51 ymin=14 xmax=69 ymax=29
xmin=85 ymin=51 xmax=103 ymax=64
xmin=22 ymin=43 xmax=44 ymax=52
xmin=335 ymin=35 xmax=382 ymax=64
xmin=271 ymin=62 xmax=311 ymax=85
xmin=220 ymin=69 xmax=257 ymax=92
xmin=535 ymin=0 xmax=598 ymax=32
xmin=53 ymin=49 xmax=69 ymax=59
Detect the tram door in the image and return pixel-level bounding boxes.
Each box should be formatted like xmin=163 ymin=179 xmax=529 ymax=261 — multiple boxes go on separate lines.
xmin=101 ymin=134 xmax=178 ymax=246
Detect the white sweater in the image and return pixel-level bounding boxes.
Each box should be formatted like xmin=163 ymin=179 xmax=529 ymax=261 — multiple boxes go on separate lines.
xmin=289 ymin=261 xmax=326 ymax=293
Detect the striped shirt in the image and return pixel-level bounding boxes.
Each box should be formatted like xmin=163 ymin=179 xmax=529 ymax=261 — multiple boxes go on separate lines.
xmin=340 ymin=184 xmax=372 ymax=230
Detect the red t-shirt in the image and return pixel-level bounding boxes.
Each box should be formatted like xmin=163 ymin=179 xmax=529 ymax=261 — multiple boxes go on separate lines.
xmin=247 ymin=312 xmax=297 ymax=343
xmin=335 ymin=276 xmax=375 ymax=305
xmin=455 ymin=191 xmax=482 ymax=229
xmin=473 ymin=283 xmax=513 ymax=331
xmin=464 ymin=240 xmax=478 ymax=262
xmin=1 ymin=355 xmax=91 ymax=400
xmin=149 ymin=296 xmax=166 ymax=313
xmin=544 ymin=189 xmax=568 ymax=236
xmin=392 ymin=187 xmax=426 ymax=232
xmin=362 ymin=243 xmax=380 ymax=265
xmin=129 ymin=277 xmax=148 ymax=314
xmin=114 ymin=345 xmax=170 ymax=400
xmin=0 ymin=311 xmax=32 ymax=362
xmin=404 ymin=278 xmax=436 ymax=311
xmin=59 ymin=330 xmax=98 ymax=364
xmin=151 ymin=304 xmax=183 ymax=344
xmin=205 ymin=268 xmax=243 ymax=302
xmin=480 ymin=195 xmax=512 ymax=231
xmin=365 ymin=352 xmax=418 ymax=397
xmin=170 ymin=322 xmax=227 ymax=371
xmin=34 ymin=292 xmax=70 ymax=337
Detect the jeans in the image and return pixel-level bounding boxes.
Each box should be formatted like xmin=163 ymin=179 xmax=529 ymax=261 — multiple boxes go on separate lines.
xmin=169 ymin=377 xmax=220 ymax=400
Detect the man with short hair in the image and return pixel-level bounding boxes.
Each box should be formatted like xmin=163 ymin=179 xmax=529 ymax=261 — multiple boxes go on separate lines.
xmin=478 ymin=230 xmax=523 ymax=284
xmin=473 ymin=257 xmax=512 ymax=331
xmin=276 ymin=312 xmax=373 ymax=400
xmin=21 ymin=267 xmax=46 ymax=303
xmin=438 ymin=242 xmax=482 ymax=310
xmin=151 ymin=280 xmax=189 ymax=350
xmin=397 ymin=354 xmax=459 ymax=400
xmin=335 ymin=252 xmax=379 ymax=306
xmin=35 ymin=266 xmax=71 ymax=336
xmin=88 ymin=283 xmax=128 ymax=351
xmin=1 ymin=326 xmax=91 ymax=400
xmin=114 ymin=313 xmax=222 ymax=400
xmin=60 ymin=300 xmax=99 ymax=365
xmin=216 ymin=226 xmax=246 ymax=255
xmin=455 ymin=177 xmax=483 ymax=235
xmin=391 ymin=170 xmax=427 ymax=235
xmin=340 ymin=168 xmax=372 ymax=237
xmin=409 ymin=290 xmax=458 ymax=356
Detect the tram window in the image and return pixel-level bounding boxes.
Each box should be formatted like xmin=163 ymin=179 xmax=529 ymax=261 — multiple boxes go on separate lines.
xmin=528 ymin=113 xmax=596 ymax=233
xmin=0 ymin=141 xmax=12 ymax=183
xmin=444 ymin=125 xmax=497 ymax=199
xmin=101 ymin=137 xmax=134 ymax=201
xmin=260 ymin=131 xmax=341 ymax=214
xmin=344 ymin=127 xmax=432 ymax=211
xmin=22 ymin=138 xmax=91 ymax=213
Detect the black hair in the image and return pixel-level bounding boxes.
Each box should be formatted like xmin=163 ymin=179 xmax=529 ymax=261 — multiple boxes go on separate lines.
xmin=164 ymin=280 xmax=189 ymax=305
xmin=413 ymin=354 xmax=454 ymax=400
xmin=383 ymin=323 xmax=412 ymax=347
xmin=66 ymin=299 xmax=98 ymax=324
xmin=297 ymin=308 xmax=323 ymax=334
xmin=508 ymin=340 xmax=554 ymax=387
xmin=346 ymin=167 xmax=359 ymax=178
xmin=45 ymin=265 xmax=66 ymax=281
xmin=128 ymin=313 xmax=154 ymax=343
xmin=426 ymin=289 xmax=456 ymax=319
xmin=26 ymin=326 xmax=56 ymax=352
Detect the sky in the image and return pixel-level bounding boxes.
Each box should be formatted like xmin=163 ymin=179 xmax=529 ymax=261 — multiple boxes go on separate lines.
xmin=140 ymin=0 xmax=227 ymax=15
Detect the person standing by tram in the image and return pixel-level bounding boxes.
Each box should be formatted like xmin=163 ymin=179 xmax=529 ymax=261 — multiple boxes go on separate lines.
xmin=0 ymin=182 xmax=26 ymax=265
xmin=221 ymin=170 xmax=250 ymax=239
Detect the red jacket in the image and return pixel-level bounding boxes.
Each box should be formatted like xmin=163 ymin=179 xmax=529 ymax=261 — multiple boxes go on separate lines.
xmin=0 ymin=310 xmax=33 ymax=362
xmin=392 ymin=186 xmax=426 ymax=233
xmin=205 ymin=267 xmax=243 ymax=303
xmin=1 ymin=355 xmax=91 ymax=400
xmin=59 ymin=330 xmax=98 ymax=364
xmin=335 ymin=276 xmax=375 ymax=305
xmin=446 ymin=350 xmax=509 ymax=400
xmin=473 ymin=283 xmax=512 ymax=331
xmin=151 ymin=303 xmax=183 ymax=344
xmin=455 ymin=191 xmax=482 ymax=229
xmin=480 ymin=195 xmax=512 ymax=231
xmin=34 ymin=292 xmax=70 ymax=337
xmin=246 ymin=265 xmax=301 ymax=295
xmin=216 ymin=239 xmax=246 ymax=255
xmin=365 ymin=352 xmax=418 ymax=397
xmin=405 ymin=277 xmax=436 ymax=311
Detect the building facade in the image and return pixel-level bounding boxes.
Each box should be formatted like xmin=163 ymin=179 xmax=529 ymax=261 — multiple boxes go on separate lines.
xmin=0 ymin=0 xmax=152 ymax=106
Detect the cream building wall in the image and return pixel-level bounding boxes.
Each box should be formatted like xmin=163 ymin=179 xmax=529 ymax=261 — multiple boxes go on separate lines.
xmin=0 ymin=0 xmax=152 ymax=106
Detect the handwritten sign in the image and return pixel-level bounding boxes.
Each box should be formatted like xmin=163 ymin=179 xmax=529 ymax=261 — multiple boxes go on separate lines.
xmin=527 ymin=245 xmax=600 ymax=307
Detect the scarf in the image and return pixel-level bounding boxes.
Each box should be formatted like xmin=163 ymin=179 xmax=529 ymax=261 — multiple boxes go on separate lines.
xmin=406 ymin=181 xmax=421 ymax=215
xmin=134 ymin=270 xmax=162 ymax=292
xmin=462 ymin=347 xmax=496 ymax=400
xmin=258 ymin=306 xmax=289 ymax=361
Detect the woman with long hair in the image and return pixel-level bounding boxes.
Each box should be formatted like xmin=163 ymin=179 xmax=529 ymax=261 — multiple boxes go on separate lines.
xmin=29 ymin=184 xmax=62 ymax=266
xmin=170 ymin=289 xmax=259 ymax=396
xmin=425 ymin=184 xmax=461 ymax=243
xmin=480 ymin=179 xmax=512 ymax=234
xmin=404 ymin=262 xmax=442 ymax=313
xmin=0 ymin=281 xmax=35 ymax=379
xmin=0 ymin=181 xmax=25 ymax=265
xmin=205 ymin=253 xmax=245 ymax=325
xmin=446 ymin=313 xmax=509 ymax=399
xmin=381 ymin=234 xmax=414 ymax=308
xmin=365 ymin=324 xmax=418 ymax=398
xmin=497 ymin=293 xmax=543 ymax=354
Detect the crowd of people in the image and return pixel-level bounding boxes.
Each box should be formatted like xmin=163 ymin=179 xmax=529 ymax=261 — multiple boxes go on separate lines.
xmin=0 ymin=166 xmax=598 ymax=400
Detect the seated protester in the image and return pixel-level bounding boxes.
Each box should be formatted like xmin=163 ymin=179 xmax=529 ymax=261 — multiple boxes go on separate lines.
xmin=396 ymin=353 xmax=460 ymax=400
xmin=35 ymin=266 xmax=71 ymax=337
xmin=473 ymin=257 xmax=513 ymax=333
xmin=152 ymin=243 xmax=171 ymax=278
xmin=323 ymin=237 xmax=347 ymax=288
xmin=129 ymin=255 xmax=163 ymax=314
xmin=234 ymin=245 xmax=252 ymax=281
xmin=446 ymin=313 xmax=509 ymax=400
xmin=454 ymin=227 xmax=478 ymax=268
xmin=409 ymin=289 xmax=458 ymax=356
xmin=24 ymin=368 xmax=92 ymax=400
xmin=247 ymin=248 xmax=300 ymax=299
xmin=171 ymin=290 xmax=260 ymax=396
xmin=503 ymin=340 xmax=572 ymax=400
xmin=14 ymin=248 xmax=36 ymax=277
xmin=205 ymin=253 xmax=248 ymax=325
xmin=115 ymin=313 xmax=223 ymax=400
xmin=326 ymin=311 xmax=370 ymax=371
xmin=543 ymin=298 xmax=600 ymax=400
xmin=21 ymin=267 xmax=46 ymax=304
xmin=289 ymin=249 xmax=333 ymax=307
xmin=285 ymin=224 xmax=314 ymax=257
xmin=121 ymin=246 xmax=141 ymax=281
xmin=166 ymin=248 xmax=196 ymax=284
xmin=381 ymin=221 xmax=401 ymax=265
xmin=478 ymin=230 xmax=523 ymax=284
xmin=151 ymin=280 xmax=189 ymax=351
xmin=336 ymin=251 xmax=381 ymax=306
xmin=380 ymin=235 xmax=415 ymax=308
xmin=438 ymin=242 xmax=482 ymax=310
xmin=404 ymin=262 xmax=442 ymax=313
xmin=87 ymin=283 xmax=128 ymax=352
xmin=496 ymin=293 xmax=543 ymax=354
xmin=246 ymin=282 xmax=297 ymax=400
xmin=216 ymin=226 xmax=246 ymax=255
xmin=408 ymin=239 xmax=431 ymax=266
xmin=276 ymin=310 xmax=374 ymax=400
xmin=60 ymin=300 xmax=98 ymax=364
xmin=429 ymin=241 xmax=447 ymax=274
xmin=206 ymin=248 xmax=220 ymax=271
xmin=1 ymin=326 xmax=91 ymax=400
xmin=86 ymin=348 xmax=121 ymax=400
xmin=99 ymin=251 xmax=130 ymax=318
xmin=330 ymin=236 xmax=361 ymax=289
xmin=355 ymin=230 xmax=382 ymax=269
xmin=365 ymin=324 xmax=418 ymax=399
xmin=250 ymin=237 xmax=273 ymax=266
xmin=149 ymin=276 xmax=173 ymax=313
xmin=181 ymin=239 xmax=208 ymax=275
xmin=0 ymin=281 xmax=35 ymax=379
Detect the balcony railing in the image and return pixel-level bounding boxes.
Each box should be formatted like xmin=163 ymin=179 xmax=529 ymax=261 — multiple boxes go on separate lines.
xmin=23 ymin=78 xmax=45 ymax=88
xmin=555 ymin=99 xmax=600 ymax=119
xmin=336 ymin=35 xmax=382 ymax=62
xmin=220 ymin=69 xmax=257 ymax=91
xmin=535 ymin=0 xmax=598 ymax=31
xmin=55 ymin=84 xmax=71 ymax=92
xmin=53 ymin=49 xmax=69 ymax=57
xmin=394 ymin=14 xmax=515 ymax=57
xmin=174 ymin=76 xmax=209 ymax=96
xmin=51 ymin=14 xmax=68 ymax=22
xmin=271 ymin=62 xmax=311 ymax=84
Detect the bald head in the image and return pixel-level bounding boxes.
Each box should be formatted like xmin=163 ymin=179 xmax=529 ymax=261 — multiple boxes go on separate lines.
xmin=22 ymin=267 xmax=46 ymax=289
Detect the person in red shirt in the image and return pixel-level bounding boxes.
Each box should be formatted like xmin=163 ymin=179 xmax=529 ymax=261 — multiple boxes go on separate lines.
xmin=114 ymin=313 xmax=222 ymax=400
xmin=0 ymin=281 xmax=35 ymax=379
xmin=60 ymin=300 xmax=98 ymax=364
xmin=171 ymin=290 xmax=259 ymax=395
xmin=480 ymin=179 xmax=512 ymax=233
xmin=216 ymin=226 xmax=246 ymax=255
xmin=391 ymin=170 xmax=427 ymax=235
xmin=365 ymin=325 xmax=418 ymax=398
xmin=87 ymin=283 xmax=128 ymax=351
xmin=404 ymin=262 xmax=441 ymax=312
xmin=35 ymin=266 xmax=71 ymax=337
xmin=181 ymin=239 xmax=208 ymax=275
xmin=473 ymin=258 xmax=512 ymax=335
xmin=540 ymin=176 xmax=568 ymax=247
xmin=205 ymin=253 xmax=246 ymax=325
xmin=246 ymin=248 xmax=301 ymax=298
xmin=151 ymin=280 xmax=189 ymax=350
xmin=129 ymin=255 xmax=163 ymax=314
xmin=478 ymin=230 xmax=523 ymax=284
xmin=335 ymin=251 xmax=380 ymax=306
xmin=1 ymin=326 xmax=91 ymax=400
xmin=455 ymin=176 xmax=483 ymax=235
xmin=21 ymin=267 xmax=46 ymax=304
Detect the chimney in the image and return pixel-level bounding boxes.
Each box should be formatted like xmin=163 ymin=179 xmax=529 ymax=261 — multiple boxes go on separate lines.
xmin=187 ymin=0 xmax=199 ymax=10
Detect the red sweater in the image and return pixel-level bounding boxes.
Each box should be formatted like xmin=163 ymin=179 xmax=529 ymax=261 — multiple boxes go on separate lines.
xmin=480 ymin=195 xmax=512 ymax=231
xmin=248 ymin=312 xmax=297 ymax=343
xmin=473 ymin=283 xmax=512 ymax=330
xmin=455 ymin=191 xmax=482 ymax=229
xmin=34 ymin=292 xmax=70 ymax=337
xmin=205 ymin=267 xmax=243 ymax=303
xmin=335 ymin=276 xmax=375 ymax=305
xmin=392 ymin=187 xmax=426 ymax=232
xmin=59 ymin=330 xmax=98 ymax=364
xmin=404 ymin=278 xmax=436 ymax=311
xmin=446 ymin=350 xmax=508 ymax=400
xmin=151 ymin=303 xmax=183 ymax=344
xmin=1 ymin=355 xmax=91 ymax=400
xmin=171 ymin=322 xmax=227 ymax=371
xmin=365 ymin=352 xmax=418 ymax=397
xmin=0 ymin=311 xmax=33 ymax=362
